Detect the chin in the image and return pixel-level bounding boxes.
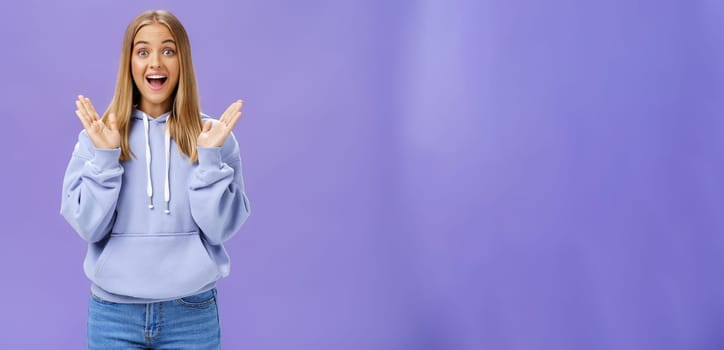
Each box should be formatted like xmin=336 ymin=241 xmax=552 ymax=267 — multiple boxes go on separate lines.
xmin=144 ymin=93 xmax=172 ymax=104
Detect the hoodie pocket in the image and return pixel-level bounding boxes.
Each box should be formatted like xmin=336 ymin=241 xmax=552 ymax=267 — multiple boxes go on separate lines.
xmin=90 ymin=231 xmax=220 ymax=299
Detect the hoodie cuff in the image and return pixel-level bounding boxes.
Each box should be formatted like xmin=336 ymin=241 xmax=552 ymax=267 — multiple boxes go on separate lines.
xmin=197 ymin=147 xmax=223 ymax=169
xmin=91 ymin=148 xmax=121 ymax=170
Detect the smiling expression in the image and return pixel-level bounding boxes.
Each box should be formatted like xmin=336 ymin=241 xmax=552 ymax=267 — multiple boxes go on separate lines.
xmin=131 ymin=23 xmax=180 ymax=117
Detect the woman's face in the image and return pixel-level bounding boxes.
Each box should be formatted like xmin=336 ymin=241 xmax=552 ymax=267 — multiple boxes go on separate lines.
xmin=131 ymin=23 xmax=180 ymax=117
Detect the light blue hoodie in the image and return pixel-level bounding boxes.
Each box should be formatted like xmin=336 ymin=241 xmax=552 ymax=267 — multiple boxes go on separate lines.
xmin=61 ymin=109 xmax=250 ymax=303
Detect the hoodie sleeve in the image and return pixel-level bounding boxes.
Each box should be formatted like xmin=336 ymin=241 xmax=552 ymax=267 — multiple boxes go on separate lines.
xmin=60 ymin=131 xmax=124 ymax=243
xmin=189 ymin=129 xmax=251 ymax=245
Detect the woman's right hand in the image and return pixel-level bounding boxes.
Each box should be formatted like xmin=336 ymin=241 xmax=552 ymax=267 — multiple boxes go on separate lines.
xmin=75 ymin=95 xmax=120 ymax=149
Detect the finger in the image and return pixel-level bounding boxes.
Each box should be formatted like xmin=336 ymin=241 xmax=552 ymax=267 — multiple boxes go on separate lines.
xmin=225 ymin=100 xmax=243 ymax=130
xmin=77 ymin=96 xmax=91 ymax=119
xmin=75 ymin=99 xmax=93 ymax=126
xmin=202 ymin=120 xmax=213 ymax=133
xmin=108 ymin=113 xmax=118 ymax=132
xmin=84 ymin=97 xmax=101 ymax=121
xmin=226 ymin=110 xmax=242 ymax=130
xmin=78 ymin=96 xmax=97 ymax=123
xmin=75 ymin=109 xmax=91 ymax=130
xmin=79 ymin=96 xmax=98 ymax=122
xmin=223 ymin=101 xmax=241 ymax=123
xmin=220 ymin=100 xmax=242 ymax=125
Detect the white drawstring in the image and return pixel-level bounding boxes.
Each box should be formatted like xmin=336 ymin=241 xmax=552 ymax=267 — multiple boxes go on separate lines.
xmin=142 ymin=112 xmax=153 ymax=209
xmin=142 ymin=111 xmax=172 ymax=214
xmin=164 ymin=127 xmax=171 ymax=214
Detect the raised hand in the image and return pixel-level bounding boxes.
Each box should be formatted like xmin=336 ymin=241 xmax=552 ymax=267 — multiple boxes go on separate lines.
xmin=197 ymin=100 xmax=243 ymax=148
xmin=75 ymin=95 xmax=121 ymax=149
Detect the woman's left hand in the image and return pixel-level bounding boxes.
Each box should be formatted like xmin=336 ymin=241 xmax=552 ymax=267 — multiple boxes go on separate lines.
xmin=197 ymin=100 xmax=243 ymax=148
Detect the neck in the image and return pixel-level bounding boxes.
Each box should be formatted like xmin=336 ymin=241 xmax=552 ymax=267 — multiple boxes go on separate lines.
xmin=138 ymin=102 xmax=172 ymax=118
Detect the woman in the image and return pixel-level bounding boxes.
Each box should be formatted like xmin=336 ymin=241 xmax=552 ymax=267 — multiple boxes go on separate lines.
xmin=60 ymin=9 xmax=250 ymax=349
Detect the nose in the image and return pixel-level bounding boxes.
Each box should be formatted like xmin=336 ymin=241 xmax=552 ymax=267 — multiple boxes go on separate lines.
xmin=150 ymin=53 xmax=161 ymax=69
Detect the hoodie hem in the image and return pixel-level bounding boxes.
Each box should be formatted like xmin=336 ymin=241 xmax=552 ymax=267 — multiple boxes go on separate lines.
xmin=90 ymin=281 xmax=217 ymax=304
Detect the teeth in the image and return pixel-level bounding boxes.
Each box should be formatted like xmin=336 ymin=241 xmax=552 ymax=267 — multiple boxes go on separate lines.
xmin=147 ymin=75 xmax=166 ymax=79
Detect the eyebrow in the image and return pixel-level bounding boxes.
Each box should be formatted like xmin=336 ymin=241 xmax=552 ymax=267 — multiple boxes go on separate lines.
xmin=133 ymin=39 xmax=176 ymax=47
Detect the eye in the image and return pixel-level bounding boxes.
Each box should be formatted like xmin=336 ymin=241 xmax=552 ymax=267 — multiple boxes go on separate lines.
xmin=163 ymin=48 xmax=176 ymax=56
xmin=137 ymin=49 xmax=148 ymax=57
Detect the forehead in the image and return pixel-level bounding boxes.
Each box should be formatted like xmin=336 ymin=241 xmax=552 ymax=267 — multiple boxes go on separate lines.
xmin=134 ymin=23 xmax=174 ymax=44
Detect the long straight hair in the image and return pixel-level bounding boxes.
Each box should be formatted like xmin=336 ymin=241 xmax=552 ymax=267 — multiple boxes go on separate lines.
xmin=102 ymin=9 xmax=202 ymax=162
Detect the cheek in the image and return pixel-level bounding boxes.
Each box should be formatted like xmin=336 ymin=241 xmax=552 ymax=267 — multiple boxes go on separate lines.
xmin=131 ymin=59 xmax=144 ymax=80
xmin=170 ymin=60 xmax=180 ymax=80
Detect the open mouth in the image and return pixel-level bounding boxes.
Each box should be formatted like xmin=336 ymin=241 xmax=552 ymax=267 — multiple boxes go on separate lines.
xmin=146 ymin=74 xmax=168 ymax=90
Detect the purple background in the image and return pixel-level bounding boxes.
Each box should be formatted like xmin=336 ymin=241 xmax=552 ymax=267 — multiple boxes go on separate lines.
xmin=0 ymin=0 xmax=722 ymax=349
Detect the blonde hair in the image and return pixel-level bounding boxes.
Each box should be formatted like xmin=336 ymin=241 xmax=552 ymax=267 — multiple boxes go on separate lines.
xmin=102 ymin=9 xmax=202 ymax=162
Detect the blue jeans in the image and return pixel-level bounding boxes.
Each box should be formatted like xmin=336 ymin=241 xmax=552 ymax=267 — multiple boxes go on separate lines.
xmin=88 ymin=289 xmax=220 ymax=349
